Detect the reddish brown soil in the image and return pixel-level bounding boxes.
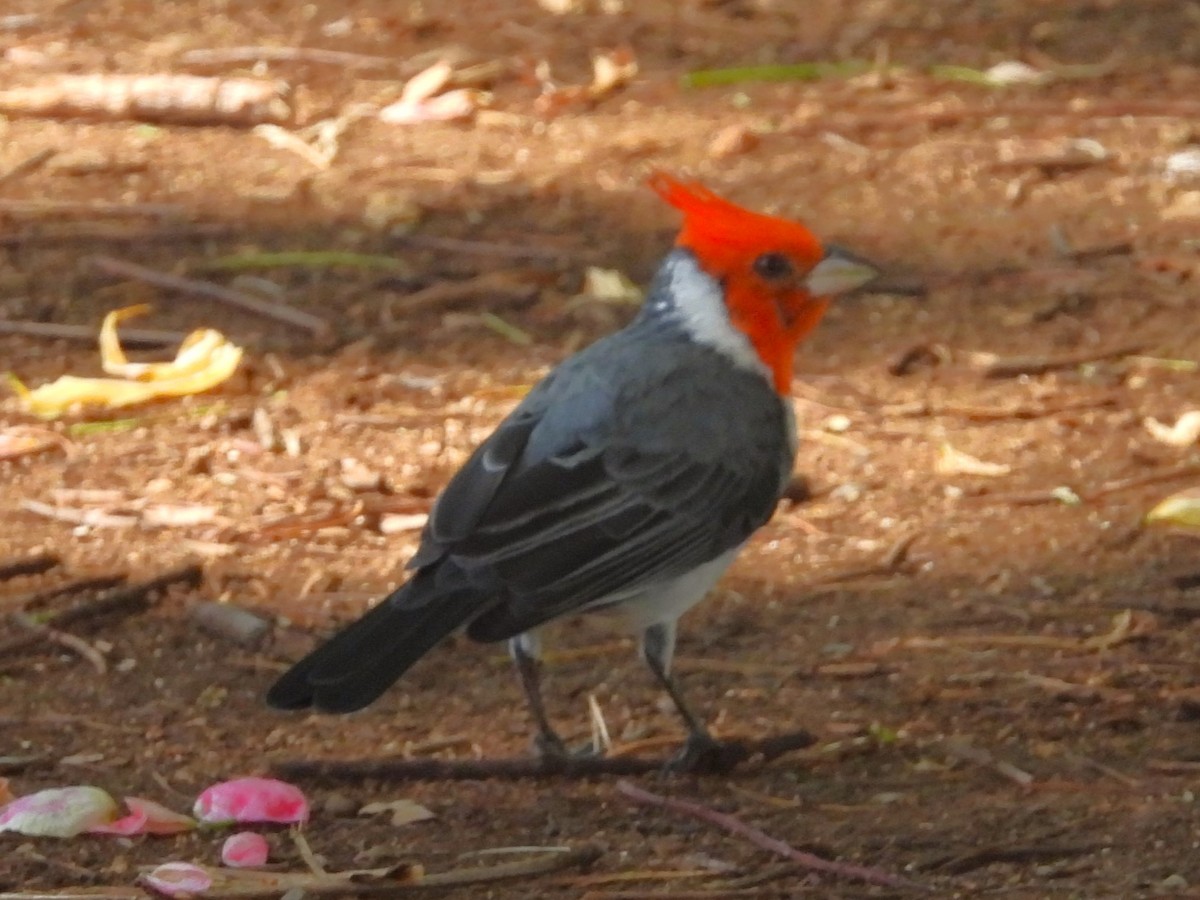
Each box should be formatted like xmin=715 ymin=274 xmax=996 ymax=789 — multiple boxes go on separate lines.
xmin=2 ymin=1 xmax=1200 ymax=896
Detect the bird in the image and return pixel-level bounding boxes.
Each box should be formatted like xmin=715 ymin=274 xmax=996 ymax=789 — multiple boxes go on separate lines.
xmin=267 ymin=174 xmax=878 ymax=769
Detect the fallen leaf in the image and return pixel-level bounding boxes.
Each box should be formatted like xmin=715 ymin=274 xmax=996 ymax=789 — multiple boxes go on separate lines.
xmin=380 ymin=88 xmax=478 ymax=124
xmin=359 ymin=798 xmax=436 ymax=827
xmin=589 ymin=48 xmax=638 ymax=98
xmin=579 ymin=266 xmax=643 ymax=304
xmin=90 ymin=796 xmax=197 ymax=835
xmin=400 ymin=60 xmax=454 ymax=105
xmin=222 ymin=831 xmax=270 ymax=867
xmin=141 ymin=862 xmax=213 ymax=897
xmin=1145 ymin=486 xmax=1200 ymax=531
xmin=1144 ymin=411 xmax=1200 ymax=447
xmin=379 ymin=60 xmax=479 ymax=124
xmin=0 ymin=785 xmax=118 ymax=837
xmin=935 ymin=443 xmax=1012 ymax=477
xmin=10 ymin=305 xmax=243 ymax=418
xmin=193 ymin=777 xmax=309 ymax=825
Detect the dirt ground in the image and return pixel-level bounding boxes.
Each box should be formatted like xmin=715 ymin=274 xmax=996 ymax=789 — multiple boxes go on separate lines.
xmin=2 ymin=0 xmax=1200 ymax=896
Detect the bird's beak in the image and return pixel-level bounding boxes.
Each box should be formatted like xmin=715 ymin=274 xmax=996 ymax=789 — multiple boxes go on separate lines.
xmin=805 ymin=246 xmax=880 ymax=297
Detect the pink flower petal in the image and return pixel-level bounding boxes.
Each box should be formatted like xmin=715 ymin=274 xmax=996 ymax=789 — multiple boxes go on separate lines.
xmin=222 ymin=831 xmax=269 ymax=867
xmin=193 ymin=777 xmax=309 ymax=825
xmin=0 ymin=786 xmax=118 ymax=837
xmin=89 ymin=796 xmax=197 ymax=835
xmin=141 ymin=862 xmax=213 ymax=897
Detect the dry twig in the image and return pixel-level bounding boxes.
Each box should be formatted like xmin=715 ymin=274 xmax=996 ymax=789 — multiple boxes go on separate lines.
xmin=966 ymin=343 xmax=1141 ymax=378
xmin=10 ymin=612 xmax=107 ymax=673
xmin=0 ymin=223 xmax=232 ymax=248
xmin=88 ymin=254 xmax=330 ymax=337
xmin=0 ymin=200 xmax=185 ymax=218
xmin=0 ymin=565 xmax=201 ymax=660
xmin=0 ymin=553 xmax=59 ymax=582
xmin=0 ymin=147 xmax=57 ymax=186
xmin=0 ymin=74 xmax=289 ymax=126
xmin=179 ymin=46 xmax=400 ymax=70
xmin=941 ymin=738 xmax=1034 ymax=787
xmin=808 ymin=528 xmax=922 ymax=586
xmin=271 ymin=730 xmax=816 ymax=781
xmin=0 ymin=318 xmax=186 ymax=347
xmin=616 ymin=781 xmax=923 ymax=891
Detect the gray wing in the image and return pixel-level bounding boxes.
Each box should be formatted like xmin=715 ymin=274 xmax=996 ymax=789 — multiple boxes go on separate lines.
xmin=411 ymin=337 xmax=793 ymax=642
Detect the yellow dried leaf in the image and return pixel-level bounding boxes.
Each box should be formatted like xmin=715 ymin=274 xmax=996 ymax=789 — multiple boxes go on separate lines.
xmin=11 ymin=306 xmax=242 ymax=418
xmin=935 ymin=442 xmax=1011 ymax=477
xmin=581 ymin=266 xmax=643 ymax=304
xmin=1144 ymin=411 xmax=1200 ymax=447
xmin=1144 ymin=487 xmax=1200 ymax=531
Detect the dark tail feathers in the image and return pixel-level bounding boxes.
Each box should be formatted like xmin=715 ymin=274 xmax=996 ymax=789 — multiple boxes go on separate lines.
xmin=266 ymin=577 xmax=481 ymax=713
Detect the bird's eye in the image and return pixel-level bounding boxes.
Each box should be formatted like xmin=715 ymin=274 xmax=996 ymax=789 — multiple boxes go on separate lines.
xmin=752 ymin=252 xmax=794 ymax=281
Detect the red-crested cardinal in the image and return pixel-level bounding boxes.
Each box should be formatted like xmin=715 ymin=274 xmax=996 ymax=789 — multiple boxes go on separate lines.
xmin=268 ymin=175 xmax=878 ymax=768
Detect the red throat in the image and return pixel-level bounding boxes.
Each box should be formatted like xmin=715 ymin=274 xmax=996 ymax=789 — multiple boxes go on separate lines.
xmin=724 ymin=287 xmax=829 ymax=393
xmin=650 ymin=173 xmax=830 ymax=394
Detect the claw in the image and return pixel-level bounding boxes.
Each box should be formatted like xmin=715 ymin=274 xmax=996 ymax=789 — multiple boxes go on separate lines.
xmin=663 ymin=732 xmax=732 ymax=774
xmin=534 ymin=732 xmax=605 ymax=762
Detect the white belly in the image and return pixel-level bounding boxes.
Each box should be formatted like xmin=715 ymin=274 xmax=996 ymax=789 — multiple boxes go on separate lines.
xmin=603 ymin=546 xmax=742 ymax=632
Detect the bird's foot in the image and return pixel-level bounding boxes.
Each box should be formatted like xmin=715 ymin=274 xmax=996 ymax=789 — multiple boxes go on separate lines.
xmin=663 ymin=731 xmax=735 ymax=774
xmin=533 ymin=732 xmax=605 ymax=764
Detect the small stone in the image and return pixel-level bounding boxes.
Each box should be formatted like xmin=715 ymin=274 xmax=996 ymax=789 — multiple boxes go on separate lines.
xmin=190 ymin=601 xmax=270 ymax=648
xmin=708 ymin=124 xmax=759 ymax=159
xmin=323 ymin=792 xmax=359 ymax=817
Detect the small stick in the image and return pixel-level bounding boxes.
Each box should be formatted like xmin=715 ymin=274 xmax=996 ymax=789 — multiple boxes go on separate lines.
xmin=0 ymin=74 xmax=289 ymax=127
xmin=788 ymin=99 xmax=1200 ymax=141
xmin=1083 ymin=462 xmax=1200 ymax=502
xmin=0 ymin=319 xmax=186 ymax=347
xmin=808 ymin=528 xmax=921 ymax=586
xmin=0 ymin=565 xmax=201 ymax=659
xmin=0 ymin=223 xmax=232 ymax=247
xmin=271 ymin=730 xmax=816 ymax=781
xmin=11 ymin=612 xmax=107 ymax=673
xmin=967 ymin=343 xmax=1141 ymax=378
xmin=0 ymin=553 xmax=59 ymax=582
xmin=88 ymin=254 xmax=330 ymax=337
xmin=420 ymin=844 xmax=601 ymax=887
xmin=128 ymin=846 xmax=600 ymax=899
xmin=392 ymin=233 xmax=579 ymax=261
xmin=0 ymin=147 xmax=57 ymax=186
xmin=941 ymin=738 xmax=1035 ymax=787
xmin=179 ymin=46 xmax=401 ymax=70
xmin=616 ymin=781 xmax=923 ymax=891
xmin=0 ymin=199 xmax=184 ymax=218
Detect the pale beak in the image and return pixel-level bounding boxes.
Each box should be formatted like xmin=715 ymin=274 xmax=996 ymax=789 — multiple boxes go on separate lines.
xmin=805 ymin=245 xmax=880 ymax=297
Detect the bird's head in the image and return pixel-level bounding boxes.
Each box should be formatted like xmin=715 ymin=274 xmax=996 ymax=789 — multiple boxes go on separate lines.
xmin=650 ymin=173 xmax=878 ymax=393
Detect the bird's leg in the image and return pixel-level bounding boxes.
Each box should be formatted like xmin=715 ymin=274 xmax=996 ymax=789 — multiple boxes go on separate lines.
xmin=641 ymin=622 xmax=724 ymax=772
xmin=509 ymin=634 xmax=570 ymax=760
